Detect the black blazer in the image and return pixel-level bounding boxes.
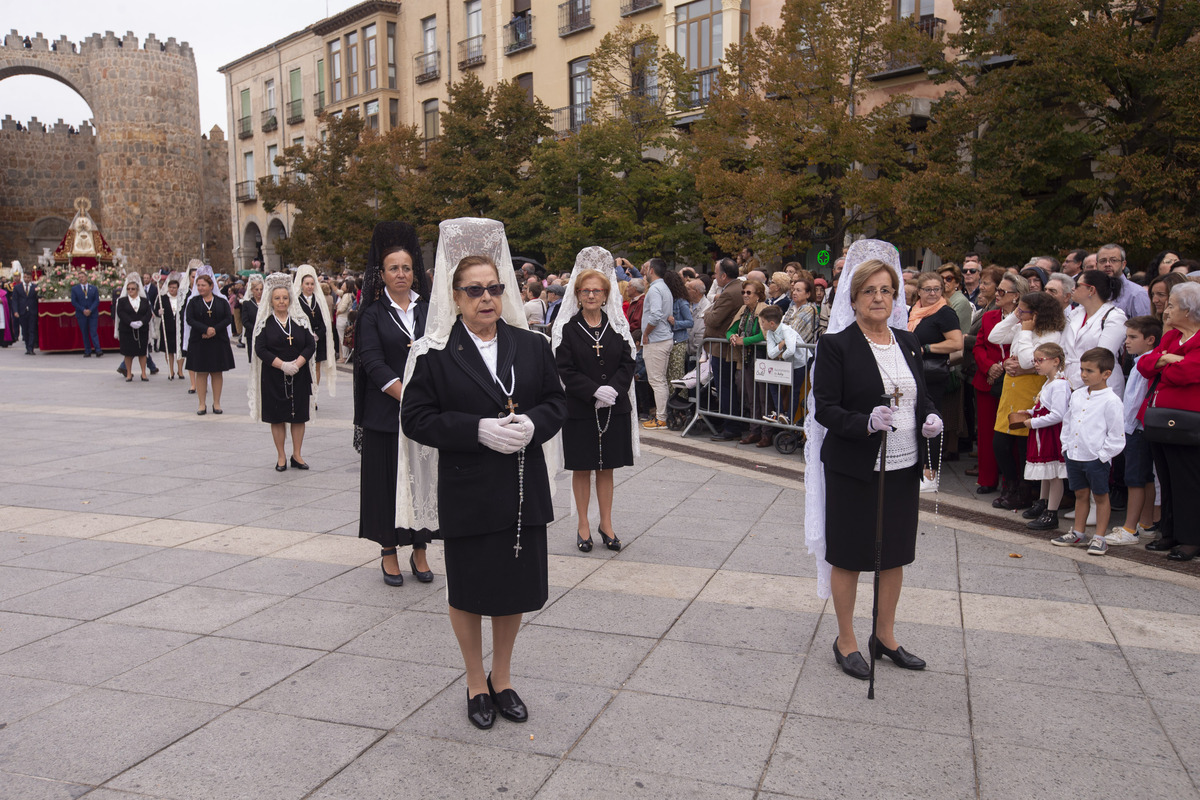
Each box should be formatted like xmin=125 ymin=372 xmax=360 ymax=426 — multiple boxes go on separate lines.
xmin=401 ymin=319 xmax=566 ymax=539
xmin=813 ymin=322 xmax=937 ymax=481
xmin=185 ymin=295 xmax=233 ymax=347
xmin=555 ymin=311 xmax=637 ymax=419
xmin=13 ymin=282 xmax=38 ymax=319
xmin=355 ymin=299 xmax=429 ymax=432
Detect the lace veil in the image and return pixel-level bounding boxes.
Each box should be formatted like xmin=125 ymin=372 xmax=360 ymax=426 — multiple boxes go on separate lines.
xmin=118 ymin=271 xmax=144 ymax=313
xmin=803 ymin=239 xmax=909 ymax=598
xmin=395 ymin=217 xmax=564 ymax=530
xmin=160 ymin=271 xmax=186 ymax=362
xmin=293 ymin=264 xmax=337 ymax=398
xmin=181 ymin=263 xmax=230 ymax=347
xmin=248 ymin=273 xmax=315 ymax=421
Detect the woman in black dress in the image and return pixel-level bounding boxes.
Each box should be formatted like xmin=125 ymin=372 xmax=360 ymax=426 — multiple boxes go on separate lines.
xmin=552 ymin=248 xmax=637 ymax=553
xmin=157 ymin=274 xmax=185 ymax=380
xmin=251 ymin=276 xmax=316 ymax=470
xmin=185 ymin=271 xmax=235 ymax=415
xmin=116 ymin=273 xmax=153 ymax=382
xmin=241 ymin=275 xmax=263 ymax=364
xmin=354 ymin=221 xmax=434 ymax=585
xmin=294 ymin=265 xmax=337 ymax=400
xmin=400 ymin=219 xmax=566 ymax=730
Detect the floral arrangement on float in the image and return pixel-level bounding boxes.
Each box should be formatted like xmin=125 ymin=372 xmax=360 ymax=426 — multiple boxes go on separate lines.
xmin=36 ymin=197 xmax=129 ymax=300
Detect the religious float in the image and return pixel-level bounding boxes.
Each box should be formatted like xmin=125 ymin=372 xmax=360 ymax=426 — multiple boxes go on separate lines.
xmin=34 ymin=198 xmax=127 ymax=352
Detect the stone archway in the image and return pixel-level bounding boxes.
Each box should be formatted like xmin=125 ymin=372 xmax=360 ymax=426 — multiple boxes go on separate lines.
xmin=264 ymin=218 xmax=287 ymax=273
xmin=28 ymin=216 xmax=70 ymax=264
xmin=242 ymin=221 xmax=263 ymax=271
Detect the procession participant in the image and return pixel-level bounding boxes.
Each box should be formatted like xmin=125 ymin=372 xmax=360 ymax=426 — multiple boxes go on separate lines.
xmin=157 ymin=273 xmax=186 ymax=380
xmin=241 ymin=274 xmax=264 ymax=364
xmin=116 ymin=272 xmax=153 ymax=381
xmin=552 ymin=247 xmax=639 ymax=553
xmin=70 ymin=272 xmax=103 ymax=357
xmin=12 ymin=262 xmax=38 ymax=354
xmin=399 ymin=218 xmax=565 ymax=730
xmin=294 ymin=265 xmax=337 ymax=400
xmin=250 ymin=274 xmax=315 ymax=470
xmin=354 ymin=221 xmax=434 ymax=585
xmin=185 ymin=268 xmax=235 ymax=415
xmin=180 ymin=259 xmax=206 ymax=393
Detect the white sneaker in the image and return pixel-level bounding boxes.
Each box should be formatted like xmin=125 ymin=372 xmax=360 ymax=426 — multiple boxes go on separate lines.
xmin=1105 ymin=527 xmax=1139 ymax=546
xmin=1051 ymin=530 xmax=1088 ymax=547
xmin=1087 ymin=536 xmax=1109 ymax=556
xmin=1137 ymin=523 xmax=1161 ymax=541
xmin=920 ymin=476 xmax=939 ymax=493
xmin=1063 ymin=507 xmax=1098 ymax=526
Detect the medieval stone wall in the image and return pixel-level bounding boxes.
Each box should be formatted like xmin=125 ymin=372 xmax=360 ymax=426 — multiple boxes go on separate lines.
xmin=202 ymin=127 xmax=233 ymax=273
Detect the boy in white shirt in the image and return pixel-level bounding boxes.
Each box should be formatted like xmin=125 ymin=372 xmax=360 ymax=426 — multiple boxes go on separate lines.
xmin=1107 ymin=316 xmax=1163 ymax=545
xmin=759 ymin=304 xmax=809 ymax=425
xmin=1053 ymin=347 xmax=1126 ymax=555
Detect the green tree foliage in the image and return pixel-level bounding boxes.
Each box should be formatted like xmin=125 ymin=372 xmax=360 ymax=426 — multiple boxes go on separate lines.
xmin=258 ymin=112 xmax=423 ymax=270
xmin=897 ymin=0 xmax=1200 ymax=264
xmin=691 ymin=0 xmax=922 ymax=261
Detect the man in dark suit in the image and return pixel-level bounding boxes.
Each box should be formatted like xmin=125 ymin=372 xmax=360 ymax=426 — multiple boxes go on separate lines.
xmin=70 ymin=275 xmax=102 ymax=356
xmin=12 ymin=264 xmax=38 ymax=355
xmin=703 ymin=258 xmax=745 ymax=440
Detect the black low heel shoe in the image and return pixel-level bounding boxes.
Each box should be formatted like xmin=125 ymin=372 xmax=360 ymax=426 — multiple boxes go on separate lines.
xmin=869 ymin=635 xmax=926 ymax=670
xmin=196 ymin=408 xmax=206 ymax=416
xmin=1146 ymin=537 xmax=1178 ymax=552
xmin=598 ymin=527 xmax=621 ymax=552
xmin=380 ymin=547 xmax=403 ymax=587
xmin=577 ymin=532 xmax=593 ymax=553
xmin=289 ymin=456 xmax=309 ymax=470
xmin=409 ymin=552 xmax=434 ymax=583
xmin=833 ymin=638 xmax=869 ymax=680
xmin=275 ymin=461 xmax=288 ymax=472
xmin=487 ymin=674 xmax=528 ymax=723
xmin=467 ymin=691 xmax=495 ymax=730
xmin=1167 ymin=544 xmax=1199 ymax=562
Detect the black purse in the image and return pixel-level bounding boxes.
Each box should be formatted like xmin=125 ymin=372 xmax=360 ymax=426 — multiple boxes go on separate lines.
xmin=1143 ymin=373 xmax=1200 ymax=445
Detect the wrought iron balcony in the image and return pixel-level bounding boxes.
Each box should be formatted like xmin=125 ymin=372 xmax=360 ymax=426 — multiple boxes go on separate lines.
xmin=414 ymin=50 xmax=440 ymax=83
xmin=237 ymin=115 xmax=252 ymax=139
xmin=620 ymin=0 xmax=661 ymax=16
xmin=286 ymin=98 xmax=303 ymax=124
xmin=558 ymin=2 xmax=593 ymax=37
xmin=551 ymin=102 xmax=590 ymax=136
xmin=261 ymin=108 xmax=278 ymax=132
xmin=681 ymin=67 xmax=719 ymax=110
xmin=235 ymin=180 xmax=256 ymax=202
xmin=457 ymin=36 xmax=485 ymax=70
xmin=504 ymin=15 xmax=535 ymax=54
xmin=313 ymin=91 xmax=326 ymax=113
xmin=868 ymin=15 xmax=946 ymax=80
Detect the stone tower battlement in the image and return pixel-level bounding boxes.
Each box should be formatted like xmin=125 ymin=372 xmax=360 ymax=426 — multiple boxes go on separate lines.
xmin=0 ymin=114 xmax=95 ymax=135
xmin=2 ymin=29 xmax=194 ymax=59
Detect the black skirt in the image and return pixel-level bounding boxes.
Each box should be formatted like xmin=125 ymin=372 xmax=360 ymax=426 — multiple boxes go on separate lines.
xmin=824 ymin=463 xmax=920 ymax=572
xmin=260 ymin=365 xmax=312 ymax=424
xmin=185 ymin=335 xmax=236 ymax=373
xmin=118 ymin=325 xmax=150 ymax=357
xmin=562 ymin=411 xmax=634 ymax=471
xmin=358 ymin=427 xmax=435 ymax=547
xmin=444 ymin=523 xmax=548 ymax=616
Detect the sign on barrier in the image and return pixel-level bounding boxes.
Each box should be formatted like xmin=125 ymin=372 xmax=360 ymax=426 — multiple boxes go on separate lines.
xmin=753 ymin=359 xmax=793 ymax=386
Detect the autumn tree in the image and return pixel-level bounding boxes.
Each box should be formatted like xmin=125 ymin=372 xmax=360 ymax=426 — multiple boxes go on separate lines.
xmin=691 ymin=0 xmax=924 ymax=261
xmin=895 ymin=0 xmax=1200 ymax=264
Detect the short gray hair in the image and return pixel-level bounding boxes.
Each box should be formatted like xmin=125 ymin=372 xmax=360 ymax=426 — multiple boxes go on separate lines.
xmin=1170 ymin=282 xmax=1200 ymax=323
xmin=628 ymin=278 xmax=646 ymax=294
xmin=1098 ymin=243 xmax=1126 ymax=261
xmin=1048 ymin=272 xmax=1075 ymax=292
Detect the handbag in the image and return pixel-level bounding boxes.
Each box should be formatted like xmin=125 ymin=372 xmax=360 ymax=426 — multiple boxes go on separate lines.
xmin=1143 ymin=373 xmax=1200 ymax=445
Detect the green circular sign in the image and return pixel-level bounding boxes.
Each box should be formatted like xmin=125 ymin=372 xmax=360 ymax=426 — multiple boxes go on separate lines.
xmin=817 ymin=249 xmax=831 ymax=266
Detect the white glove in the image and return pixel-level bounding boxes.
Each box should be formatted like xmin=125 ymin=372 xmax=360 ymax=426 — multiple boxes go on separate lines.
xmin=478 ymin=415 xmax=525 ymax=454
xmin=922 ymin=414 xmax=944 ymax=439
xmin=867 ymin=405 xmax=894 ymax=434
xmin=593 ymin=385 xmax=619 ymax=407
xmin=506 ymin=413 xmax=536 ymax=448
xmin=130 ymin=321 xmax=143 ymax=329
xmin=280 ymin=360 xmax=299 ymax=376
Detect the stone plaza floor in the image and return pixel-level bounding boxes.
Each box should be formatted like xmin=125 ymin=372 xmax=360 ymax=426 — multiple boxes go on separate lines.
xmin=1 ymin=345 xmax=1198 ymax=799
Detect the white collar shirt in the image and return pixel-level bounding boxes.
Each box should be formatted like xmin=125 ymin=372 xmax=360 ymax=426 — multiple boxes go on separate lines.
xmin=1062 ymin=385 xmax=1126 ymax=463
xmin=387 ymin=289 xmax=420 ymax=340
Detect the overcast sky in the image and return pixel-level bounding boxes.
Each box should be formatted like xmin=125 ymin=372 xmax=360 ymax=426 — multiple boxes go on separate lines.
xmin=1 ymin=0 xmax=362 ymax=131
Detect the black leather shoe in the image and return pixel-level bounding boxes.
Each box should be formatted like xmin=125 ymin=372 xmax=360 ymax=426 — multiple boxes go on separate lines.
xmin=275 ymin=461 xmax=287 ymax=472
xmin=833 ymin=638 xmax=869 ymax=680
xmin=467 ymin=691 xmax=495 ymax=729
xmin=196 ymin=408 xmax=206 ymax=416
xmin=1026 ymin=509 xmax=1059 ymax=531
xmin=1146 ymin=537 xmax=1178 ymax=552
xmin=869 ymin=635 xmax=926 ymax=670
xmin=289 ymin=456 xmax=309 ymax=470
xmin=1167 ymin=545 xmax=1199 ymax=562
xmin=1022 ymin=499 xmax=1048 ymax=520
xmin=188 ymin=388 xmax=196 ymax=394
xmin=380 ymin=547 xmax=403 ymax=586
xmin=409 ymin=552 xmax=434 ymax=583
xmin=488 ymin=675 xmax=528 ymax=723
xmin=975 ymin=485 xmax=997 ymax=495
xmin=598 ymin=527 xmax=621 ymax=551
xmin=212 ymin=407 xmax=223 ymax=415
xmin=710 ymin=432 xmax=740 ymax=441
xmin=577 ymin=531 xmax=593 ymax=552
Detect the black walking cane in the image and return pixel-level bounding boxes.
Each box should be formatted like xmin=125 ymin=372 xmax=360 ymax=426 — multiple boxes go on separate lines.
xmin=868 ymin=391 xmax=895 ymax=701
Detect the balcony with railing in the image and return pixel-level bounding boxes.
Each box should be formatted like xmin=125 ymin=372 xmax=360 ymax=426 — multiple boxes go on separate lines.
xmin=504 ymin=15 xmax=535 ymax=54
xmin=551 ymin=102 xmax=591 ymax=136
xmin=313 ymin=91 xmax=326 ymax=114
xmin=868 ymin=15 xmax=946 ymax=80
xmin=286 ymin=98 xmax=303 ymax=124
xmin=261 ymin=108 xmax=278 ymax=133
xmin=457 ymin=36 xmax=485 ymax=70
xmin=558 ymin=2 xmax=593 ymax=37
xmin=235 ymin=180 xmax=256 ymax=202
xmin=620 ymin=0 xmax=661 ymax=16
xmin=681 ymin=67 xmax=719 ymax=110
xmin=237 ymin=115 xmax=252 ymax=139
xmin=414 ymin=51 xmax=440 ymax=83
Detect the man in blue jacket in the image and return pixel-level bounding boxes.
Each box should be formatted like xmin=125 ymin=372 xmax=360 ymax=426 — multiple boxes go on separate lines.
xmin=70 ymin=275 xmax=102 ymax=356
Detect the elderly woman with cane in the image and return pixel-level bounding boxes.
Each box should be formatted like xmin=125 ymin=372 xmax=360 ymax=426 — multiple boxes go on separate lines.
xmin=806 ymin=240 xmax=942 ymax=687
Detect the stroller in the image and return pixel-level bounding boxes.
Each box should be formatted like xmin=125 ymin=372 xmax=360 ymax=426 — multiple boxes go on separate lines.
xmin=668 ymin=352 xmax=713 ymax=432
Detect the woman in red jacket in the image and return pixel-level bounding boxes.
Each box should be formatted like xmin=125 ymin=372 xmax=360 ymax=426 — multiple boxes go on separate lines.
xmin=1138 ymin=283 xmax=1200 ymax=561
xmin=970 ymin=266 xmax=1009 ymax=494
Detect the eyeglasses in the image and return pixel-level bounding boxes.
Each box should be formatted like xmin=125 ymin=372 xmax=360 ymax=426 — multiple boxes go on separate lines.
xmin=920 ymin=287 xmax=943 ymax=294
xmin=578 ymin=288 xmax=606 ymax=297
xmin=962 ymin=268 xmax=980 ymax=274
xmin=1015 ymin=308 xmax=1030 ymax=315
xmin=1032 ymin=357 xmax=1054 ymax=364
xmin=742 ymin=290 xmax=757 ymax=296
xmin=454 ymin=283 xmax=505 ymax=298
xmin=1097 ymin=257 xmax=1124 ymax=266
xmin=859 ymin=287 xmax=895 ymax=298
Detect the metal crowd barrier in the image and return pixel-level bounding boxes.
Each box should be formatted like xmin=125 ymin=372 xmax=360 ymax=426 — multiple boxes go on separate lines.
xmin=676 ymin=337 xmax=816 ymax=455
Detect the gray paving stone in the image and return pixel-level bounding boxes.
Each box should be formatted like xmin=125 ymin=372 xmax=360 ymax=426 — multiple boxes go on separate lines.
xmin=629 ymin=639 xmax=801 ymax=711
xmin=506 ymin=624 xmax=655 ymax=689
xmin=958 ymin=562 xmax=1093 ymax=603
xmin=102 ymin=636 xmax=321 ymax=705
xmin=0 ymin=687 xmax=223 ymax=785
xmin=974 ymin=739 xmax=1198 ymax=800
xmin=0 ymin=772 xmax=92 ymax=800
xmin=615 ymin=534 xmax=737 ymax=569
xmin=898 ymin=554 xmax=961 ymax=591
xmin=534 ymin=760 xmax=756 ymax=800
xmin=195 ymin=556 xmax=352 ymax=595
xmin=310 ymin=731 xmax=559 ymax=800
xmin=0 ymin=674 xmax=87 ymax=724
xmin=214 ymin=596 xmax=394 ymax=651
xmin=723 ymin=541 xmax=818 ymax=578
xmin=530 ymin=588 xmax=688 ymax=639
xmin=574 ymin=691 xmax=781 ymax=788
xmin=0 ymin=575 xmax=175 ymax=621
xmin=338 ymin=609 xmax=487 ymax=668
xmin=762 ymin=715 xmax=974 ymax=800
xmin=108 ymin=708 xmax=381 ymax=800
xmin=642 ymin=513 xmax=755 ymax=542
xmin=0 ymin=531 xmax=75 ymax=562
xmin=964 ymin=629 xmax=1139 ymax=693
xmin=249 ymin=507 xmax=359 ymax=533
xmin=1123 ymin=645 xmax=1200 ymax=700
xmin=299 ymin=563 xmax=439 ymax=608
xmin=0 ymin=621 xmax=194 ymax=685
xmin=1082 ymin=573 xmax=1200 ymax=616
xmin=243 ymin=652 xmax=461 ymax=729
xmin=666 ymin=601 xmax=820 ymax=654
xmin=955 ymin=533 xmax=1079 ymax=572
xmin=103 ymin=585 xmax=283 ymax=634
xmin=0 ymin=611 xmax=77 ymax=654
xmin=1148 ymin=697 xmax=1200 ymax=789
xmin=689 ymin=483 xmax=783 ymax=505
xmin=0 ymin=565 xmax=77 ymax=602
xmin=97 ymin=548 xmax=253 ymax=584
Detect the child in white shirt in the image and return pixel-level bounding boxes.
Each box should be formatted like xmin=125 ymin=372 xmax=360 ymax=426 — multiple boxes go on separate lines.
xmin=1108 ymin=316 xmax=1163 ymax=545
xmin=760 ymin=304 xmax=808 ymax=424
